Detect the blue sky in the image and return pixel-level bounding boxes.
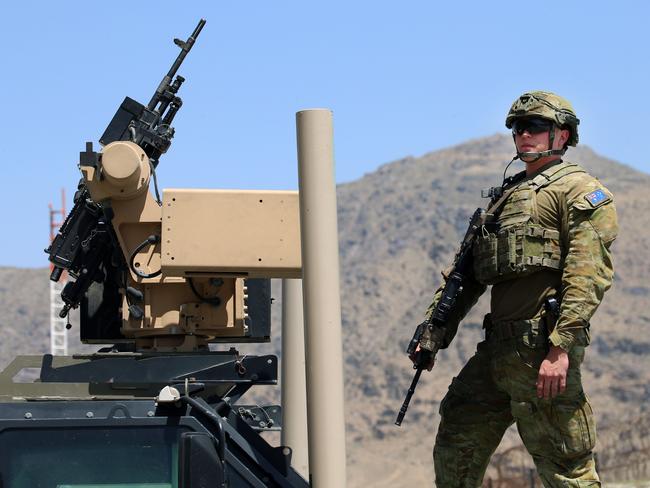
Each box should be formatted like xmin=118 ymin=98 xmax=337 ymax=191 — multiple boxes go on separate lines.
xmin=2 ymin=1 xmax=648 ymax=267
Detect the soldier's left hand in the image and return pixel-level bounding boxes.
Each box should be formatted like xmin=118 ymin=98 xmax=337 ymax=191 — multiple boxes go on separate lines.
xmin=409 ymin=344 xmax=435 ymax=371
xmin=536 ymin=346 xmax=569 ymax=399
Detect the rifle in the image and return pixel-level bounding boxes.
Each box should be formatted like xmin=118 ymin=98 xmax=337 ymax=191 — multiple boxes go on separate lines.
xmin=46 ymin=19 xmax=206 ymax=318
xmin=395 ymin=207 xmax=486 ymax=426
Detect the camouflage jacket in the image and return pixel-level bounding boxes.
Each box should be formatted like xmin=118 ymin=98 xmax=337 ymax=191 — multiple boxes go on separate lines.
xmin=425 ymin=159 xmax=618 ymax=352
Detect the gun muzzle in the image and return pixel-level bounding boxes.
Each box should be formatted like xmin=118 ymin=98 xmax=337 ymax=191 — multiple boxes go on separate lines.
xmin=190 ymin=18 xmax=206 ymax=41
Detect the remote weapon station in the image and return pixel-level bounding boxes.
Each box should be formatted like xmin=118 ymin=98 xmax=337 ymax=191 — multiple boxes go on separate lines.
xmin=0 ymin=20 xmax=314 ymax=487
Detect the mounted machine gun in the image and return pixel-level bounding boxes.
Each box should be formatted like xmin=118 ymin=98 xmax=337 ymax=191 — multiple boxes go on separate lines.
xmin=1 ymin=19 xmax=308 ymax=487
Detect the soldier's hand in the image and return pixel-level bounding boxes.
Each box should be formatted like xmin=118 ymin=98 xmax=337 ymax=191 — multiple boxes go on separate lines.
xmin=536 ymin=346 xmax=569 ymax=399
xmin=409 ymin=344 xmax=435 ymax=371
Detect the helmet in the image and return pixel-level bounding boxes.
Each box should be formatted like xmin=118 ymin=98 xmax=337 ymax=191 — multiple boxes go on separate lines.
xmin=505 ymin=91 xmax=580 ymax=147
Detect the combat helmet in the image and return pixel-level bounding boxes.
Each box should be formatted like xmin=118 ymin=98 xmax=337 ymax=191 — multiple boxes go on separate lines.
xmin=506 ymin=91 xmax=580 ymax=161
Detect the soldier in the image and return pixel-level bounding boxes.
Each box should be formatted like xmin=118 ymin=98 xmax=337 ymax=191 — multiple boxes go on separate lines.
xmin=419 ymin=91 xmax=617 ymax=487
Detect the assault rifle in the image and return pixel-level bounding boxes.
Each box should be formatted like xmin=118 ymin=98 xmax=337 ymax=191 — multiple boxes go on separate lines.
xmin=395 ymin=207 xmax=487 ymax=426
xmin=46 ymin=19 xmax=206 ymax=318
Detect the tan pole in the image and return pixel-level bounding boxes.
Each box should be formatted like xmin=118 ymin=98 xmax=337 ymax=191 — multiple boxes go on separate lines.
xmin=281 ymin=278 xmax=309 ymax=479
xmin=296 ymin=109 xmax=347 ymax=487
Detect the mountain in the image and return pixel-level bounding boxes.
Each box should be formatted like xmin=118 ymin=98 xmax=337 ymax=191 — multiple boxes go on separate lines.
xmin=2 ymin=134 xmax=649 ymax=485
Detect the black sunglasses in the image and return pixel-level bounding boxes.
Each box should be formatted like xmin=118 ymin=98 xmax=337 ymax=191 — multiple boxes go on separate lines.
xmin=511 ymin=118 xmax=553 ymax=136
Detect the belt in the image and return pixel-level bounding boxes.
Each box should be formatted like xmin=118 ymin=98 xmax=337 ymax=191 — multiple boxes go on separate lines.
xmin=484 ymin=314 xmax=546 ymax=343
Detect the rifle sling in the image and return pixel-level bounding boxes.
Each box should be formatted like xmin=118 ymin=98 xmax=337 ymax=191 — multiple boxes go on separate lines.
xmin=483 ymin=183 xmax=521 ymax=223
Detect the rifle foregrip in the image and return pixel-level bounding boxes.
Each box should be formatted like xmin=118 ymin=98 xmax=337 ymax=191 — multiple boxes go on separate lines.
xmin=406 ymin=321 xmax=427 ymax=356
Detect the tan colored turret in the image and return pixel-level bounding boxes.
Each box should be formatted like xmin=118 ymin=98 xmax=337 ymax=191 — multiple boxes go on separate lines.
xmin=79 ymin=140 xmax=301 ymax=351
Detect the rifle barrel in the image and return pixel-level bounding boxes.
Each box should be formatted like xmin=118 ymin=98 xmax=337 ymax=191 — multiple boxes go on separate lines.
xmin=395 ymin=367 xmax=423 ymax=426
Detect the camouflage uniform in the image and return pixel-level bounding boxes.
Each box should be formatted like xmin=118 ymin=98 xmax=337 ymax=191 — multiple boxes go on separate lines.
xmin=425 ymin=92 xmax=618 ymax=487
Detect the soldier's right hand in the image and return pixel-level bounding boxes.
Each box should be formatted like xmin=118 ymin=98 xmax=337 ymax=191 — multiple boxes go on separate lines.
xmin=409 ymin=344 xmax=435 ymax=371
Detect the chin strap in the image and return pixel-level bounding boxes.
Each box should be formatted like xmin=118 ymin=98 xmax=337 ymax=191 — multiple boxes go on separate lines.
xmin=516 ymin=148 xmax=566 ymax=162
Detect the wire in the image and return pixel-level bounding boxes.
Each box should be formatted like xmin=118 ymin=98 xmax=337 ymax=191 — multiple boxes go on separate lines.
xmin=188 ymin=278 xmax=221 ymax=306
xmin=254 ymin=404 xmax=274 ymax=425
xmin=149 ymin=159 xmax=162 ymax=206
xmin=129 ymin=235 xmax=162 ymax=279
xmin=501 ymin=155 xmax=519 ymax=187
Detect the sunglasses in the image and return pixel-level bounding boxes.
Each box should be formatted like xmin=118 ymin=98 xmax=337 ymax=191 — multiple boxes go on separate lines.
xmin=511 ymin=118 xmax=553 ymax=136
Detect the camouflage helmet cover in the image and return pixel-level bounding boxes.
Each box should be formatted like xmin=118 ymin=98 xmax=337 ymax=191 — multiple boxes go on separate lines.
xmin=505 ymin=91 xmax=580 ymax=146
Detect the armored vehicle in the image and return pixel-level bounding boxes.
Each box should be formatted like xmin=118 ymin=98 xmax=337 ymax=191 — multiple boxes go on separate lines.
xmin=0 ymin=19 xmax=310 ymax=487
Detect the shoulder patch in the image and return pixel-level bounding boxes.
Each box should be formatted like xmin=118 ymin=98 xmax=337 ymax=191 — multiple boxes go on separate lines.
xmin=584 ymin=188 xmax=611 ymax=208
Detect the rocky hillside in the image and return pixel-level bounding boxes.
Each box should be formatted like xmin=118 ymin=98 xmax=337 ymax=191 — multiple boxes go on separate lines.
xmin=1 ymin=134 xmax=649 ymax=485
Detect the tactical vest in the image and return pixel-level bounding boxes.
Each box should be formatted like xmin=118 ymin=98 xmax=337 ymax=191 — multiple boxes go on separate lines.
xmin=473 ymin=161 xmax=586 ymax=285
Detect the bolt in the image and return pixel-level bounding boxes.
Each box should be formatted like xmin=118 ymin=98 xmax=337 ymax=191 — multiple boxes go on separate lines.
xmin=24 ymin=412 xmax=32 ymax=419
xmin=147 ymin=411 xmax=155 ymax=417
xmin=86 ymin=412 xmax=94 ymax=418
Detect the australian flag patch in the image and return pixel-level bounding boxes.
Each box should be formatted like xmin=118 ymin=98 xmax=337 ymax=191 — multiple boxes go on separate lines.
xmin=584 ymin=188 xmax=610 ymax=208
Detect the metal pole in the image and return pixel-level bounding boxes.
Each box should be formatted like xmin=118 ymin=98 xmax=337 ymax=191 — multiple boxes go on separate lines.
xmin=281 ymin=278 xmax=309 ymax=479
xmin=296 ymin=109 xmax=347 ymax=487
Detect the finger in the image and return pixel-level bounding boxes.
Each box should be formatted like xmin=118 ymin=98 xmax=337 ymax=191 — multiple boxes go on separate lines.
xmin=427 ymin=358 xmax=435 ymax=372
xmin=543 ymin=376 xmax=552 ymax=400
xmin=536 ymin=376 xmax=544 ymax=398
xmin=550 ymin=377 xmax=559 ymax=398
xmin=558 ymin=375 xmax=567 ymax=395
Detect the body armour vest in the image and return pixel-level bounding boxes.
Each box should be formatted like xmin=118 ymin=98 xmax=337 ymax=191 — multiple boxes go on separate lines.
xmin=473 ymin=161 xmax=586 ymax=285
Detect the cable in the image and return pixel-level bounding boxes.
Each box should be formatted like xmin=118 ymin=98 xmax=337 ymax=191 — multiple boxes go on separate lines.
xmin=188 ymin=277 xmax=221 ymax=306
xmin=129 ymin=235 xmax=162 ymax=279
xmin=149 ymin=159 xmax=162 ymax=206
xmin=501 ymin=155 xmax=519 ymax=187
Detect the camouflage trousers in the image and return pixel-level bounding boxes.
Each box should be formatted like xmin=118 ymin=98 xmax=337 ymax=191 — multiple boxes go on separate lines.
xmin=433 ymin=319 xmax=599 ymax=488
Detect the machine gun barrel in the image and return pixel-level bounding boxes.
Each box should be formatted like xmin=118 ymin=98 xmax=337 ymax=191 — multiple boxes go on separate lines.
xmin=148 ymin=18 xmax=206 ymax=111
xmin=99 ymin=20 xmax=205 ymax=165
